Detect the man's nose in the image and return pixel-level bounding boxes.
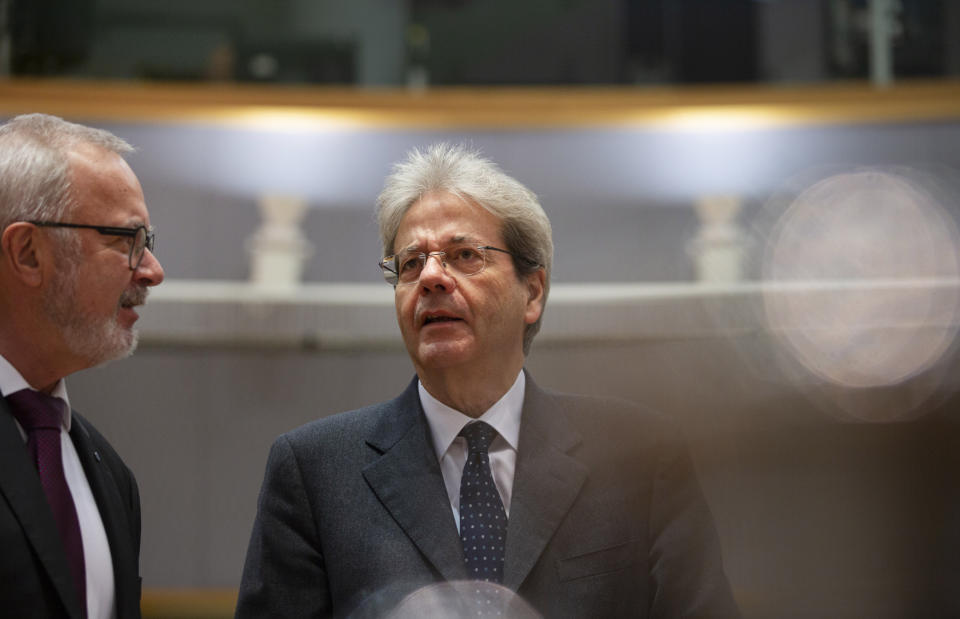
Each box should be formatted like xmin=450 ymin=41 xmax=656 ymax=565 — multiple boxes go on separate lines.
xmin=134 ymin=248 xmax=165 ymax=286
xmin=418 ymin=252 xmax=455 ymax=291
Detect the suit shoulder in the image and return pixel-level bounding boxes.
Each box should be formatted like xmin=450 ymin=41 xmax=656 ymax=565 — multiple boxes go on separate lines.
xmin=537 ymin=387 xmax=680 ymax=442
xmin=279 ymin=399 xmax=394 ymax=449
xmin=538 ymin=386 xmax=666 ymax=422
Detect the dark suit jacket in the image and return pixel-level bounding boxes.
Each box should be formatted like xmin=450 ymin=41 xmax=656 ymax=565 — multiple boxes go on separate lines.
xmin=237 ymin=375 xmax=739 ymax=618
xmin=0 ymin=397 xmax=142 ymax=619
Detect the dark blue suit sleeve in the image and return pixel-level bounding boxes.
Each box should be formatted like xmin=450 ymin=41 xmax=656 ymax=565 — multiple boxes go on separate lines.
xmin=236 ymin=435 xmax=331 ymax=618
xmin=648 ymin=426 xmax=740 ymax=619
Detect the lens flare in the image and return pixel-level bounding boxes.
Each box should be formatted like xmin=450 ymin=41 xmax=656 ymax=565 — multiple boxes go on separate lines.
xmin=761 ymin=167 xmax=960 ymax=420
xmin=385 ymin=581 xmax=540 ymax=619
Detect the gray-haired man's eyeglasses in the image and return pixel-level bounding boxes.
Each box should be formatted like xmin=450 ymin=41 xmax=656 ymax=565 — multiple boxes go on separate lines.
xmin=29 ymin=221 xmax=155 ymax=270
xmin=379 ymin=243 xmax=538 ymax=286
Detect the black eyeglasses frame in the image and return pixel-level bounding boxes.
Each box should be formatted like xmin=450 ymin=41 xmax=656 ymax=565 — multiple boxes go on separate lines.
xmin=28 ymin=221 xmax=155 ymax=270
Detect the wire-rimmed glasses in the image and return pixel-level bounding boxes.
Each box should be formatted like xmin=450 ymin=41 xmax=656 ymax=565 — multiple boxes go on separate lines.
xmin=379 ymin=244 xmax=531 ymax=286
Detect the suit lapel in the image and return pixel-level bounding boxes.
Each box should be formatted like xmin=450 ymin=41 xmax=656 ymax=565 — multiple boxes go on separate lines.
xmin=70 ymin=413 xmax=139 ymax=618
xmin=503 ymin=376 xmax=588 ymax=590
xmin=362 ymin=379 xmax=469 ymax=582
xmin=0 ymin=398 xmax=85 ymax=619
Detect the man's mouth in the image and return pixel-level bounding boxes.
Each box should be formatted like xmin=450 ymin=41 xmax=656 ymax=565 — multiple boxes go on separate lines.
xmin=422 ymin=314 xmax=463 ymax=326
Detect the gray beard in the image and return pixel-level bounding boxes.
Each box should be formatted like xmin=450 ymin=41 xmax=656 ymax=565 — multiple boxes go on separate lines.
xmin=42 ymin=261 xmax=140 ymax=367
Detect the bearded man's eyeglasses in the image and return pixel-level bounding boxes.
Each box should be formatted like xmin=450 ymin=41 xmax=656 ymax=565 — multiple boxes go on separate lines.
xmin=379 ymin=243 xmax=538 ymax=286
xmin=29 ymin=221 xmax=156 ymax=270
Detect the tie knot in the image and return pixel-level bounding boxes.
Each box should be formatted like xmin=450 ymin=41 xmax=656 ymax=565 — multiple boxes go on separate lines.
xmin=6 ymin=389 xmax=65 ymax=431
xmin=459 ymin=421 xmax=497 ymax=453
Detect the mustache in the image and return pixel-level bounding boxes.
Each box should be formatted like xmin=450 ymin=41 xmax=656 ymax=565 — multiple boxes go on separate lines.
xmin=120 ymin=286 xmax=149 ymax=307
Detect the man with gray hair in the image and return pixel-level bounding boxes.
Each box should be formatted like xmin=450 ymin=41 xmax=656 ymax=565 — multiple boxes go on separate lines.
xmin=0 ymin=114 xmax=164 ymax=618
xmin=238 ymin=143 xmax=738 ymax=617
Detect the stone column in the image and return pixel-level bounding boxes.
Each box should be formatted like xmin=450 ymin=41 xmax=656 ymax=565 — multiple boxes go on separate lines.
xmin=689 ymin=195 xmax=746 ymax=283
xmin=247 ymin=194 xmax=313 ymax=291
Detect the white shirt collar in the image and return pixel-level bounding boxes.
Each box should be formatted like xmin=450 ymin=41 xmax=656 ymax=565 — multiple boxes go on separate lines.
xmin=0 ymin=354 xmax=72 ymax=431
xmin=420 ymin=369 xmax=525 ymax=462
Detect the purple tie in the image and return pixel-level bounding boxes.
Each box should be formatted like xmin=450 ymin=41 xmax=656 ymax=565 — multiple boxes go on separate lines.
xmin=8 ymin=389 xmax=87 ymax=615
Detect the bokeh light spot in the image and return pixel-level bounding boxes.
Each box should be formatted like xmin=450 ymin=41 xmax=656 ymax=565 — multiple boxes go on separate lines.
xmin=761 ymin=167 xmax=960 ymax=419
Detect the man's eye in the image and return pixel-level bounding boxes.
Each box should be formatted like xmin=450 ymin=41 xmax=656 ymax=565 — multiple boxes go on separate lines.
xmin=450 ymin=247 xmax=480 ymax=262
xmin=112 ymin=235 xmax=135 ymax=250
xmin=399 ymin=255 xmax=422 ymax=272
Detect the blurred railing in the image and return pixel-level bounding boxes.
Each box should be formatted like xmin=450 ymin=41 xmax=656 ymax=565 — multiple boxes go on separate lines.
xmin=2 ymin=79 xmax=960 ymax=128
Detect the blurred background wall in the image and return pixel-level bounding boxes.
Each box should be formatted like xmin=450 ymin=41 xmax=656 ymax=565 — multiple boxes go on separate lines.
xmin=3 ymin=1 xmax=960 ymax=617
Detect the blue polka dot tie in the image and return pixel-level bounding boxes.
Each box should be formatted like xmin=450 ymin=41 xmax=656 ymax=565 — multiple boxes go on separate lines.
xmin=458 ymin=421 xmax=507 ymax=584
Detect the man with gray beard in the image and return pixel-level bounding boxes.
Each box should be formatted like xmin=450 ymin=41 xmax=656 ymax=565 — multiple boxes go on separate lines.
xmin=0 ymin=114 xmax=164 ymax=618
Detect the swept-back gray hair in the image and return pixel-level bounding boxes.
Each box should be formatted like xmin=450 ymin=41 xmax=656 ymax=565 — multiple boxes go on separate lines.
xmin=0 ymin=113 xmax=134 ymax=240
xmin=376 ymin=143 xmax=553 ymax=355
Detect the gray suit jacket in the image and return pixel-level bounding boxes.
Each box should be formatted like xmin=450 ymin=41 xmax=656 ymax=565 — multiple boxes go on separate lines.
xmin=237 ymin=375 xmax=738 ymax=618
xmin=0 ymin=398 xmax=142 ymax=619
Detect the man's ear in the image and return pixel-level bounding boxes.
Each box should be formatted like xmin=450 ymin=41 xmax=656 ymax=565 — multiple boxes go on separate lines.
xmin=523 ymin=268 xmax=546 ymax=325
xmin=1 ymin=222 xmax=44 ymax=287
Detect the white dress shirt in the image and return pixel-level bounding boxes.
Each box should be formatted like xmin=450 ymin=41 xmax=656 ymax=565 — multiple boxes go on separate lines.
xmin=420 ymin=369 xmax=525 ymax=532
xmin=0 ymin=355 xmax=117 ymax=619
